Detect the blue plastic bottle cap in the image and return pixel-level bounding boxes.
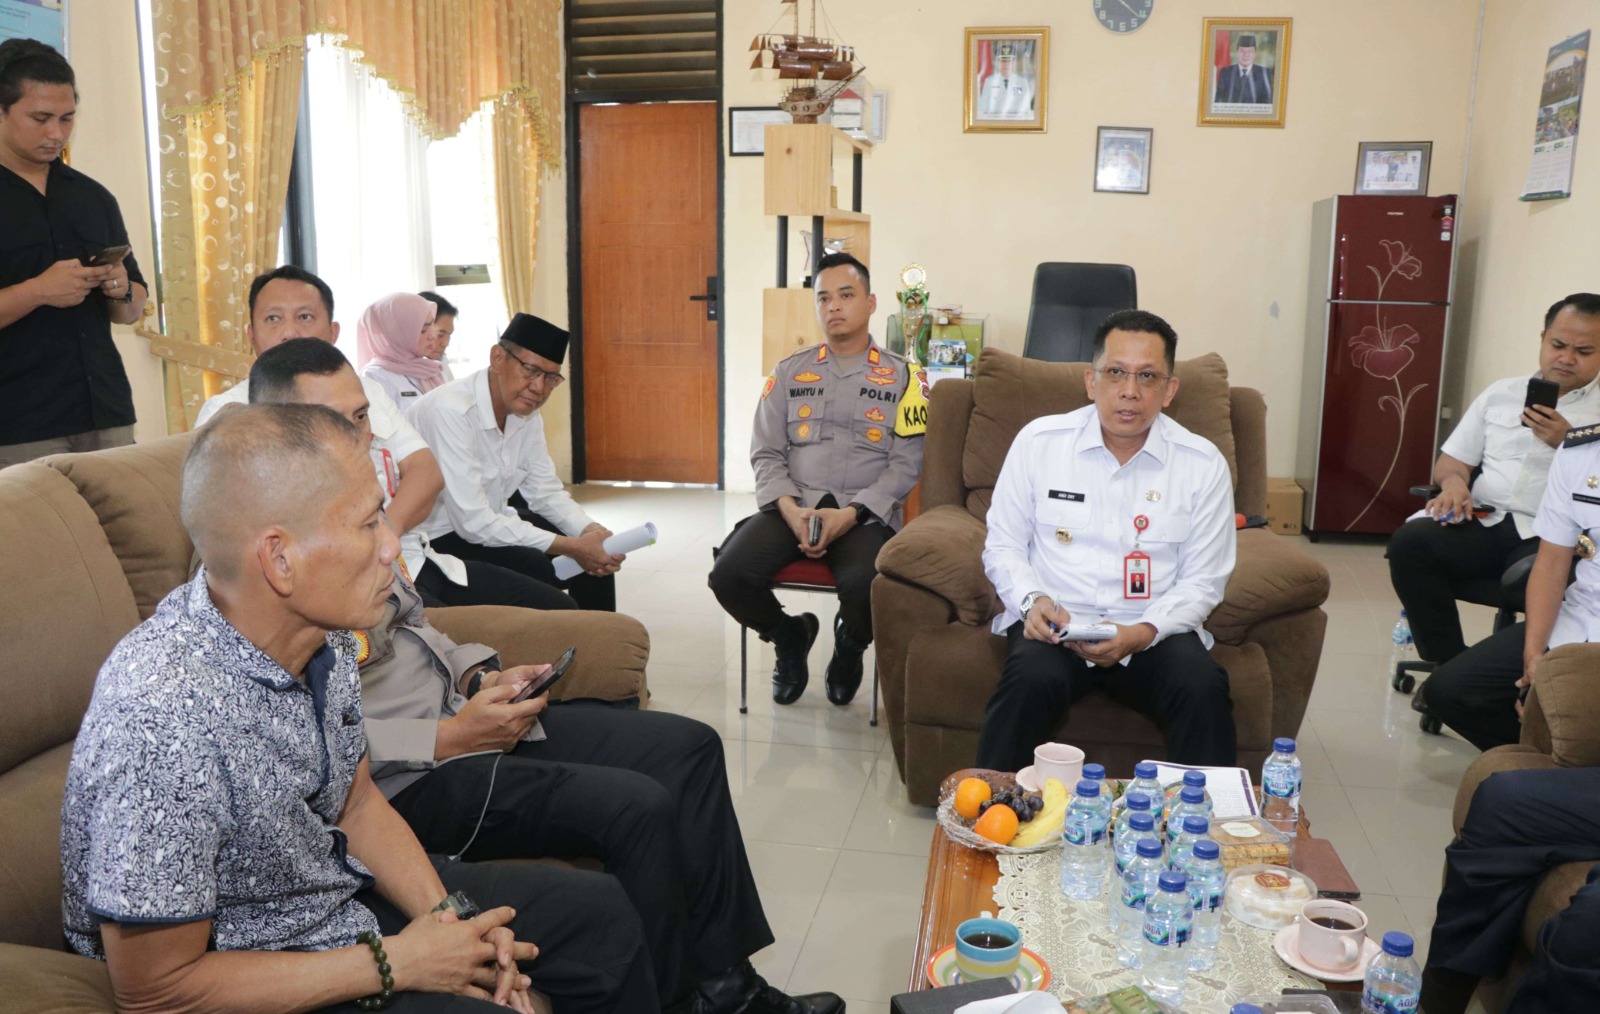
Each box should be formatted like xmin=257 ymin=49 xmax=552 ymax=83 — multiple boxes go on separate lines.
xmin=1129 ymin=812 xmax=1156 ymax=832
xmin=1230 ymin=1006 xmax=1265 ymax=1014
xmin=1158 ymin=871 xmax=1187 ymax=892
xmin=1126 ymin=792 xmax=1151 ymax=811
xmin=1076 ymin=779 xmax=1101 ymax=797
xmin=1193 ymin=840 xmax=1220 ymax=860
xmin=1180 ymin=785 xmax=1205 ymax=804
xmin=1134 ymin=761 xmax=1158 ymax=779
xmin=1183 ymin=770 xmax=1208 ymax=787
xmin=1182 ymin=815 xmax=1210 ymax=834
xmin=1137 ymin=837 xmax=1165 ymax=858
xmin=1381 ymin=931 xmax=1415 ymax=957
xmin=1274 ymin=737 xmax=1297 ymax=753
xmin=1083 ymin=763 xmax=1106 ymax=781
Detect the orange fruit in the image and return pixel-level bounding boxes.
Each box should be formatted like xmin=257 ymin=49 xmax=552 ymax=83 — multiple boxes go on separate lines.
xmin=953 ymin=777 xmax=992 ymax=820
xmin=973 ymin=802 xmax=1020 ymax=845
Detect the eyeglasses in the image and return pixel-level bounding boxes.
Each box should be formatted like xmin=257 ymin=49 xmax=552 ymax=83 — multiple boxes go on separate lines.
xmin=499 ymin=343 xmax=565 ymax=387
xmin=1096 ymin=366 xmax=1171 ymax=390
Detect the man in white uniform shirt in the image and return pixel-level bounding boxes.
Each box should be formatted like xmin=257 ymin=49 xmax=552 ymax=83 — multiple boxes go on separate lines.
xmin=974 ymin=310 xmax=1239 ymax=771
xmin=411 ymin=313 xmax=624 ymax=612
xmin=1388 ymin=293 xmax=1600 ymax=668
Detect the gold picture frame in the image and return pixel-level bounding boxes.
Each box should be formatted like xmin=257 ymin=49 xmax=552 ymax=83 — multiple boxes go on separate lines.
xmin=964 ymin=27 xmax=1049 ymax=133
xmin=1198 ymin=17 xmax=1292 ymax=128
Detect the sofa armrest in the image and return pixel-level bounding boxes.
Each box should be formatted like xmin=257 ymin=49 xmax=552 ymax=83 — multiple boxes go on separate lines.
xmin=424 ymin=606 xmax=650 ymax=704
xmin=0 ymin=944 xmax=114 ymax=1013
xmin=875 ymin=506 xmax=999 ymax=626
xmin=1451 ymin=746 xmax=1560 ymax=833
xmin=1525 ymin=643 xmax=1600 ymax=766
xmin=1206 ymin=528 xmax=1330 ymax=645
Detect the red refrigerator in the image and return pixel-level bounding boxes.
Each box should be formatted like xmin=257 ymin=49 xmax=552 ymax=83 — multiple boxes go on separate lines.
xmin=1296 ymin=194 xmax=1458 ymax=536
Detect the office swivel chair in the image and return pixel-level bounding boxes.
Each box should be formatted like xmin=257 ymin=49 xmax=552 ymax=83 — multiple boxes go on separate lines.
xmin=1021 ymin=263 xmax=1138 ymax=363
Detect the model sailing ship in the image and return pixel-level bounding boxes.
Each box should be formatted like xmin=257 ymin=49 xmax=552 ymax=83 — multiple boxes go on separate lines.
xmin=749 ymin=0 xmax=865 ymax=123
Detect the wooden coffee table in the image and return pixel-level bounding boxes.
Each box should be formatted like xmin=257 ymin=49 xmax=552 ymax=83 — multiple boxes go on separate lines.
xmin=910 ymin=771 xmax=1359 ymax=994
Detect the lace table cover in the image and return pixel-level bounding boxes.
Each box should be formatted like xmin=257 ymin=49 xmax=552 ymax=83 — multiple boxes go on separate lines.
xmin=994 ymin=851 xmax=1320 ymax=1010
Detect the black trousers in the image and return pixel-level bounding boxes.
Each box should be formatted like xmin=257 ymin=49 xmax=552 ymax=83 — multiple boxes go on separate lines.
xmin=1422 ymin=621 xmax=1525 ymax=751
xmin=707 ymin=507 xmax=891 ymax=644
xmin=414 ymin=558 xmax=579 ymax=611
xmin=319 ymin=853 xmax=657 ymax=1013
xmin=974 ymin=623 xmax=1237 ymax=772
xmin=387 ymin=705 xmax=772 ymax=1006
xmin=429 ymin=510 xmax=615 ymax=613
xmin=1386 ymin=515 xmax=1534 ymax=663
xmin=1428 ymin=766 xmax=1600 ymax=1012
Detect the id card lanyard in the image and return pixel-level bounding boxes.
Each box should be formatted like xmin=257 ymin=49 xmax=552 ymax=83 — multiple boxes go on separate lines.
xmin=1125 ymin=514 xmax=1151 ymax=599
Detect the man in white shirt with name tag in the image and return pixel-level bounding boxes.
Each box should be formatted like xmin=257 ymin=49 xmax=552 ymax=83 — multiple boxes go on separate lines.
xmin=974 ymin=310 xmax=1239 ymax=771
xmin=1387 ymin=293 xmax=1600 ymax=668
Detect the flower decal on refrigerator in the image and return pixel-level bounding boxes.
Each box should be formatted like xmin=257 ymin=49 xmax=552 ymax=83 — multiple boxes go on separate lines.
xmin=1344 ymin=240 xmax=1429 ymax=531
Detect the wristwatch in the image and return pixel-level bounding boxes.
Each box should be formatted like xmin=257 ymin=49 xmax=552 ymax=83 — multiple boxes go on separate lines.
xmin=850 ymin=502 xmax=871 ymax=524
xmin=1020 ymin=591 xmax=1044 ymax=618
xmin=465 ymin=666 xmax=491 ymax=698
xmin=433 ymin=891 xmax=481 ymax=920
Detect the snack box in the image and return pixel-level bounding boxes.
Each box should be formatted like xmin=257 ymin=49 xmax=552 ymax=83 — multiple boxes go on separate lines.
xmin=1064 ymin=985 xmax=1175 ymax=1014
xmin=1210 ymin=815 xmax=1293 ymax=871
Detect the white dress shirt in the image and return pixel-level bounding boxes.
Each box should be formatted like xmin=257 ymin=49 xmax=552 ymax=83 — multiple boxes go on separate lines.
xmin=411 ymin=369 xmax=594 ymax=553
xmin=360 ymin=363 xmax=432 ymax=416
xmin=983 ymin=407 xmax=1237 ymax=655
xmin=1532 ymin=436 xmax=1600 ymax=647
xmin=1441 ymin=373 xmax=1600 ymax=539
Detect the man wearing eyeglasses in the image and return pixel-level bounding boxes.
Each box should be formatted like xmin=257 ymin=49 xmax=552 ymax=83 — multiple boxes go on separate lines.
xmin=411 ymin=313 xmax=623 ymax=611
xmin=974 ymin=309 xmax=1239 ymax=771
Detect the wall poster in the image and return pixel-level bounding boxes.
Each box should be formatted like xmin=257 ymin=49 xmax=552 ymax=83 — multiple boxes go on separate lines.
xmin=0 ymin=0 xmax=66 ymax=53
xmin=1521 ymin=30 xmax=1590 ymax=201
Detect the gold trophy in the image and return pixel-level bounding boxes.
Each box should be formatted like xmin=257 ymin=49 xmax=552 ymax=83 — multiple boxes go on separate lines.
xmin=895 ymin=264 xmax=930 ymax=437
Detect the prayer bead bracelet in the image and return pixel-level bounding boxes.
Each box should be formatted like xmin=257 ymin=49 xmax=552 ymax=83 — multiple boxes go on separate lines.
xmin=355 ymin=930 xmax=396 ymax=1011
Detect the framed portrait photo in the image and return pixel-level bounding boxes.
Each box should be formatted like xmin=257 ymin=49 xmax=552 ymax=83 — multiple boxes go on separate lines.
xmin=1199 ymin=17 xmax=1292 ymax=127
xmin=1354 ymin=141 xmax=1433 ymax=196
xmin=1094 ymin=127 xmax=1153 ymax=194
xmin=964 ymin=27 xmax=1049 ymax=133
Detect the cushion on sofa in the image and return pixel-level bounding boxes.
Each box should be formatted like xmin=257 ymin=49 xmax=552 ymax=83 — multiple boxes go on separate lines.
xmin=1528 ymin=643 xmax=1600 ymax=767
xmin=875 ymin=506 xmax=1001 ymax=626
xmin=44 ymin=432 xmax=194 ymax=619
xmin=1205 ymin=528 xmax=1332 ymax=644
xmin=0 ymin=943 xmax=112 ymax=1011
xmin=0 ymin=744 xmax=73 ymax=949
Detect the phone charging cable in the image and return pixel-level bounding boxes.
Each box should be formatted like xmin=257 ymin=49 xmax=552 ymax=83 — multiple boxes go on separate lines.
xmin=448 ymin=752 xmax=505 ymax=862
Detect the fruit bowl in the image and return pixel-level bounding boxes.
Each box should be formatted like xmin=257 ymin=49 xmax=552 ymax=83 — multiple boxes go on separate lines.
xmin=936 ymin=770 xmax=1064 ymax=855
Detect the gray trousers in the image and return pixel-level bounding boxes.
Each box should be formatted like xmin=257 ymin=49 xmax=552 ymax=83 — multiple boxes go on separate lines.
xmin=0 ymin=424 xmax=134 ymax=469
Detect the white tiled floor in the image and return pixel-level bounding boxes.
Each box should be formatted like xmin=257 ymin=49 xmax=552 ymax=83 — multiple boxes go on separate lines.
xmin=572 ymin=485 xmax=1485 ymax=1008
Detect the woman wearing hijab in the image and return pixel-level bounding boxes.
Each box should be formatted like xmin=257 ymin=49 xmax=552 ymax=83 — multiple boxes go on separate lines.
xmin=357 ymin=292 xmax=442 ymax=414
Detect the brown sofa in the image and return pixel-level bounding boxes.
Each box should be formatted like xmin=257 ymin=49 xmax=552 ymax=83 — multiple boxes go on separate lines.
xmin=873 ymin=349 xmax=1331 ymax=805
xmin=1447 ymin=642 xmax=1600 ymax=1012
xmin=0 ymin=432 xmax=650 ymax=1011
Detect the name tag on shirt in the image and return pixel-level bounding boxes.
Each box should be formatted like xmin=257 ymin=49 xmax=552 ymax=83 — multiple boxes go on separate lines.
xmin=1575 ymin=493 xmax=1600 ymax=506
xmin=1124 ymin=551 xmax=1151 ymax=599
xmin=1048 ymin=490 xmax=1086 ymax=502
xmin=400 ymin=391 xmax=417 ymax=398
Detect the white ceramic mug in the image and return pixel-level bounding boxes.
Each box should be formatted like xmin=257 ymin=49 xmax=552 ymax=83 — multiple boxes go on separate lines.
xmin=1297 ymin=899 xmax=1368 ymax=972
xmin=1033 ymin=742 xmax=1084 ymax=789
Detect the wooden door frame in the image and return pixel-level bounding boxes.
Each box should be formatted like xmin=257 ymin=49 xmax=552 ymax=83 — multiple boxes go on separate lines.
xmin=564 ymin=24 xmax=726 ymax=487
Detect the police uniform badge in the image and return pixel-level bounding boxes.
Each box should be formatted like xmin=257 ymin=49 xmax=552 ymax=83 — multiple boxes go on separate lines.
xmin=865 ymin=407 xmax=886 ymax=422
xmin=795 ymin=371 xmax=822 ymax=383
xmin=352 ymin=629 xmax=372 ymax=665
xmin=866 ymin=427 xmax=883 ymax=443
xmin=1579 ymin=533 xmax=1597 ymax=561
xmin=1563 ymin=424 xmax=1600 ymax=448
xmin=761 ymin=374 xmax=776 ymax=400
xmin=798 ymin=404 xmax=813 ymax=419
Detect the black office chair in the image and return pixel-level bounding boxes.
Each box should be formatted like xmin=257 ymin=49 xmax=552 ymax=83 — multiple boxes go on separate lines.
xmin=1021 ymin=263 xmax=1137 ymax=363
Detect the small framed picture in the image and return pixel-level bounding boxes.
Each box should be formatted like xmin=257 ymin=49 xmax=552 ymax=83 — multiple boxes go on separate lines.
xmin=1354 ymin=141 xmax=1433 ymax=196
xmin=728 ymin=106 xmax=793 ymax=156
xmin=1199 ymin=17 xmax=1292 ymax=128
xmin=964 ymin=27 xmax=1049 ymax=133
xmin=1094 ymin=127 xmax=1153 ymax=194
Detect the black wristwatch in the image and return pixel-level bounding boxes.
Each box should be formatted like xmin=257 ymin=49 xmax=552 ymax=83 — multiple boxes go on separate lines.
xmin=465 ymin=666 xmax=490 ymax=698
xmin=433 ymin=891 xmax=481 ymax=920
xmin=850 ymin=502 xmax=872 ymax=524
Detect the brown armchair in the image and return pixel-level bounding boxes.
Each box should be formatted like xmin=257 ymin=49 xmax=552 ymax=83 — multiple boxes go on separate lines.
xmin=872 ymin=349 xmax=1332 ymax=805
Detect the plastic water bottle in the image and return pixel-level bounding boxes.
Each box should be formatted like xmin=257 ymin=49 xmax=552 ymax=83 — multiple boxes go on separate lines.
xmin=1114 ymin=799 xmax=1157 ymax=874
xmin=1115 ymin=837 xmax=1167 ymax=969
xmin=1166 ymin=786 xmax=1212 ymax=845
xmin=1169 ymin=815 xmax=1211 ymax=873
xmin=1123 ymin=761 xmax=1165 ymax=808
xmin=1363 ymin=931 xmax=1422 ymax=1013
xmin=1262 ymin=737 xmax=1304 ymax=835
xmin=1082 ymin=762 xmax=1107 ymax=788
xmin=1389 ymin=611 xmax=1417 ymax=677
xmin=1185 ymin=840 xmax=1226 ymax=971
xmin=1140 ymin=871 xmax=1193 ymax=1006
xmin=1060 ymin=779 xmax=1111 ymax=900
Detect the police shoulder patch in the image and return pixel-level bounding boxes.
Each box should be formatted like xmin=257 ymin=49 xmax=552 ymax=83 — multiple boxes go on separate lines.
xmin=352 ymin=629 xmax=372 ymax=665
xmin=1563 ymin=424 xmax=1600 ymax=449
xmin=761 ymin=374 xmax=776 ymax=400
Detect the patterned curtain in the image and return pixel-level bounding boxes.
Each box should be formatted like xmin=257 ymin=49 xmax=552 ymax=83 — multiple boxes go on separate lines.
xmin=145 ymin=0 xmax=561 ymax=431
xmin=491 ymin=93 xmax=543 ymax=316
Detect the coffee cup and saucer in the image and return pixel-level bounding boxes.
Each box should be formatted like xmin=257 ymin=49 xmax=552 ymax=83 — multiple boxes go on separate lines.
xmin=925 ymin=912 xmax=1052 ymax=991
xmin=1015 ymin=742 xmax=1083 ymax=794
xmin=1272 ymin=899 xmax=1382 ymax=983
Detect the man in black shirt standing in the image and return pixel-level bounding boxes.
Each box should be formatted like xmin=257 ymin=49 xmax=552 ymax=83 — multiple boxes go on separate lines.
xmin=0 ymin=40 xmax=146 ymax=467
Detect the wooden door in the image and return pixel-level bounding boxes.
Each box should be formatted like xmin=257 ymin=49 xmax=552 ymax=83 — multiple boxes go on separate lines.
xmin=579 ymin=102 xmax=719 ymax=483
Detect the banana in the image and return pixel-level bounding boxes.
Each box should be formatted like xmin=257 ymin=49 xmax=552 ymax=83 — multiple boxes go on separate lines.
xmin=1009 ymin=777 xmax=1069 ymax=848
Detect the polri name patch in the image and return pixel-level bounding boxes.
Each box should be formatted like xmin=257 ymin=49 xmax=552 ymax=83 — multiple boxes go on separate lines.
xmin=1048 ymin=490 xmax=1086 ymax=502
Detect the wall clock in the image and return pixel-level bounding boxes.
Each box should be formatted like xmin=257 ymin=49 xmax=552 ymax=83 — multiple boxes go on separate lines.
xmin=1094 ymin=0 xmax=1153 ymax=34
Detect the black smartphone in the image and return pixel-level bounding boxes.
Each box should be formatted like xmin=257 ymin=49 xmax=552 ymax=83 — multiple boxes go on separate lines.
xmin=81 ymin=244 xmax=130 ymax=268
xmin=807 ymin=514 xmax=822 ymax=546
xmin=510 ymin=646 xmax=576 ymax=703
xmin=1523 ymin=377 xmax=1560 ymax=425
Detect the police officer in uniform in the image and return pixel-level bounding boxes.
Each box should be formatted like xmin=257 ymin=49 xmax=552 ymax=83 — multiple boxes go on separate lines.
xmin=974 ymin=309 xmax=1239 ymax=771
xmin=710 ymin=252 xmax=923 ymax=705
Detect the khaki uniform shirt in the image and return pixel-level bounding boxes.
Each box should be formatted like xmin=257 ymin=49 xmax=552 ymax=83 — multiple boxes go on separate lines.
xmin=752 ymin=341 xmax=923 ymax=530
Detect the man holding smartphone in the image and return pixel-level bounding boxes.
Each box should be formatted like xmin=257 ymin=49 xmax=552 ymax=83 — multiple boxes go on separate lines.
xmin=1387 ymin=293 xmax=1600 ymax=668
xmin=0 ymin=41 xmax=147 ymax=466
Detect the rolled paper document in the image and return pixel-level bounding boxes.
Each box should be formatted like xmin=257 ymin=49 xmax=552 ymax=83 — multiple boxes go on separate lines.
xmin=552 ymin=521 xmax=658 ymax=580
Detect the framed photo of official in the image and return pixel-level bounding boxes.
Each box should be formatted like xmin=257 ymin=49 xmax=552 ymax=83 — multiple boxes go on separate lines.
xmin=964 ymin=27 xmax=1050 ymax=133
xmin=1198 ymin=17 xmax=1291 ymax=128
xmin=1353 ymin=141 xmax=1433 ymax=196
xmin=1094 ymin=126 xmax=1153 ymax=194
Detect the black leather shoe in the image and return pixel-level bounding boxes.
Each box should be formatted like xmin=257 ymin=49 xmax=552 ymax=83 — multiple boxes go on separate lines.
xmin=745 ymin=979 xmax=845 ymax=1014
xmin=681 ymin=961 xmax=845 ymax=1014
xmin=825 ymin=614 xmax=867 ymax=705
xmin=767 ymin=612 xmax=819 ymax=705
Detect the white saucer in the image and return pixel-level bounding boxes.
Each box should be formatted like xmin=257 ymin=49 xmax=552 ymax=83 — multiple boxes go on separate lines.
xmin=1273 ymin=924 xmax=1382 ymax=983
xmin=1015 ymin=765 xmax=1041 ymax=792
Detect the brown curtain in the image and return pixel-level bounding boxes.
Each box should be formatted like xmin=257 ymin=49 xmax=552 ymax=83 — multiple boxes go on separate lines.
xmin=491 ymin=93 xmax=543 ymax=316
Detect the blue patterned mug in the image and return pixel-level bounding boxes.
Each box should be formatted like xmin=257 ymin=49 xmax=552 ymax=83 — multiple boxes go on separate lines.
xmin=953 ymin=912 xmax=1022 ymax=982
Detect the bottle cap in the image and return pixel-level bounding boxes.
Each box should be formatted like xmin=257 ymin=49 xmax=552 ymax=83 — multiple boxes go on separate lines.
xmin=1183 ymin=815 xmax=1210 ymax=834
xmin=1193 ymin=840 xmax=1220 ymax=860
xmin=1230 ymin=1006 xmax=1265 ymax=1014
xmin=1125 ymin=792 xmax=1151 ymax=811
xmin=1075 ymin=779 xmax=1100 ymax=797
xmin=1136 ymin=837 xmax=1164 ymax=858
xmin=1183 ymin=770 xmax=1208 ymax=788
xmin=1083 ymin=763 xmax=1106 ymax=781
xmin=1180 ymin=786 xmax=1205 ymax=804
xmin=1129 ymin=812 xmax=1155 ymax=832
xmin=1158 ymin=871 xmax=1187 ymax=892
xmin=1134 ymin=761 xmax=1158 ymax=779
xmin=1274 ymin=737 xmax=1297 ymax=753
xmin=1381 ymin=931 xmax=1415 ymax=957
